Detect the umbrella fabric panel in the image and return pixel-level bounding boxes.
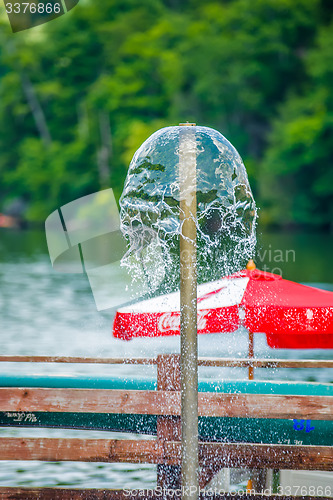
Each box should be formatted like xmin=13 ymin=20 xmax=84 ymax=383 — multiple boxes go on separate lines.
xmin=113 ymin=306 xmax=239 ymax=340
xmin=112 ymin=267 xmax=333 ymax=347
xmin=240 ymin=270 xmax=333 ymax=308
xmin=239 ymin=269 xmax=333 ymax=346
xmin=244 ymin=305 xmax=333 ymax=336
xmin=266 ymin=332 xmax=333 ymax=349
xmin=113 ymin=276 xmax=248 ymax=340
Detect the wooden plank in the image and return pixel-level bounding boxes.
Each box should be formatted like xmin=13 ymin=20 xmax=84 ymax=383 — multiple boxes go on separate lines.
xmin=0 ymin=438 xmax=332 ymax=470
xmin=0 ymin=388 xmax=166 ymax=415
xmin=0 ymin=438 xmax=163 ymax=463
xmin=157 ymin=354 xmax=181 ymax=489
xmin=197 ymin=392 xmax=333 ymax=420
xmin=165 ymin=442 xmax=333 ymax=471
xmin=198 ymin=357 xmax=333 ymax=369
xmin=0 ymin=490 xmax=331 ymax=500
xmin=0 ymin=388 xmax=332 ymax=420
xmin=0 ymin=489 xmax=114 ymax=500
xmin=1 ymin=355 xmax=332 ymax=369
xmin=0 ymin=356 xmax=156 ymax=365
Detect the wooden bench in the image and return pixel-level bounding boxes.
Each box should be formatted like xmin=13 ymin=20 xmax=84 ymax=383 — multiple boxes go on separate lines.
xmin=0 ymin=354 xmax=332 ymax=499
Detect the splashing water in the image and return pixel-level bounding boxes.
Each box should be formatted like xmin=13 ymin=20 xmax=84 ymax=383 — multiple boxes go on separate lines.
xmin=120 ymin=126 xmax=257 ymax=295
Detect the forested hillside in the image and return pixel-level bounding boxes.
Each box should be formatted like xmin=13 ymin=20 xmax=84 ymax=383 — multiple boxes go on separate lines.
xmin=0 ymin=0 xmax=332 ymax=230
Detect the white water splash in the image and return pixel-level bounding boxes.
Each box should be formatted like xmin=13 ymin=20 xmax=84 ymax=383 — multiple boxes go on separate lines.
xmin=120 ymin=125 xmax=257 ymax=296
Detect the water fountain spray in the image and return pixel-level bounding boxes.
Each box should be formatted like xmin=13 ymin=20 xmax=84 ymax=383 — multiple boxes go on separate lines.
xmin=120 ymin=124 xmax=257 ymax=497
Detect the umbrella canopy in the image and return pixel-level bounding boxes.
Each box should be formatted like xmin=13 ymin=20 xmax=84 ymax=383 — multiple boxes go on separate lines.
xmin=113 ymin=267 xmax=333 ymax=348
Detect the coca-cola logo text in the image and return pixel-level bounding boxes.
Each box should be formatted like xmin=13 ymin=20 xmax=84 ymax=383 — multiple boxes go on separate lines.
xmin=158 ymin=312 xmax=207 ymax=333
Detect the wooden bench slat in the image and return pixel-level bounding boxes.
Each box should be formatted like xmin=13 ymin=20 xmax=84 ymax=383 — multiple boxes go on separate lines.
xmin=168 ymin=441 xmax=333 ymax=470
xmin=0 ymin=438 xmax=332 ymax=470
xmin=0 ymin=488 xmax=330 ymax=500
xmin=0 ymin=355 xmax=333 ymax=369
xmin=0 ymin=356 xmax=156 ymax=365
xmin=0 ymin=388 xmax=332 ymax=420
xmin=198 ymin=357 xmax=333 ymax=369
xmin=0 ymin=438 xmax=162 ymax=463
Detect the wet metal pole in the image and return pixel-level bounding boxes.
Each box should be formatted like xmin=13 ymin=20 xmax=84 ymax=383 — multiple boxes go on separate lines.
xmin=179 ymin=123 xmax=199 ymax=499
xmin=246 ymin=260 xmax=256 ymax=381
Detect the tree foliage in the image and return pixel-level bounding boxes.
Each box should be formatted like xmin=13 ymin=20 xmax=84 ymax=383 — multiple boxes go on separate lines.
xmin=0 ymin=0 xmax=331 ymax=230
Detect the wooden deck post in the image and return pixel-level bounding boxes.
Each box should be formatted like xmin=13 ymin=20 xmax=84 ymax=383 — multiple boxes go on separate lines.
xmin=157 ymin=354 xmax=181 ymax=490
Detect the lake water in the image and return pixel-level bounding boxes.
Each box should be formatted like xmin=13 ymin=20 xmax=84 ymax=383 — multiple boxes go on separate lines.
xmin=0 ymin=228 xmax=332 ymax=489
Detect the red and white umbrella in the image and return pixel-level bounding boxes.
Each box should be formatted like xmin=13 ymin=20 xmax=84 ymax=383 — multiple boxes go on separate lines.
xmin=113 ymin=264 xmax=333 ymax=349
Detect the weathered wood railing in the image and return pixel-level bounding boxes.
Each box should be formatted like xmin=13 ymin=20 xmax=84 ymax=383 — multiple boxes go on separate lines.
xmin=0 ymin=354 xmax=332 ymax=499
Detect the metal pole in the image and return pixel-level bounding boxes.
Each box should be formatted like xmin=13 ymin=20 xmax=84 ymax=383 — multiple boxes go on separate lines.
xmin=246 ymin=260 xmax=256 ymax=381
xmin=179 ymin=123 xmax=199 ymax=499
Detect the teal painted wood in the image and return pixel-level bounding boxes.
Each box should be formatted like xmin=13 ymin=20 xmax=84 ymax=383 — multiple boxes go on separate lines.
xmin=0 ymin=412 xmax=157 ymax=435
xmin=0 ymin=374 xmax=331 ymax=446
xmin=0 ymin=411 xmax=330 ymax=446
xmin=0 ymin=374 xmax=157 ymax=391
xmin=0 ymin=373 xmax=332 ymax=396
xmin=198 ymin=417 xmax=332 ymax=446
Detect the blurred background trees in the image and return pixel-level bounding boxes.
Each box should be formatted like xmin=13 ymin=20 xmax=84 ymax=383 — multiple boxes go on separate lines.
xmin=0 ymin=0 xmax=332 ymax=230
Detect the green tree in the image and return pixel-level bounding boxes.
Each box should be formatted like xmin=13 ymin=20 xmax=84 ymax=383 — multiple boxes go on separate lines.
xmin=261 ymin=22 xmax=333 ymax=230
xmin=0 ymin=0 xmax=331 ymax=231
